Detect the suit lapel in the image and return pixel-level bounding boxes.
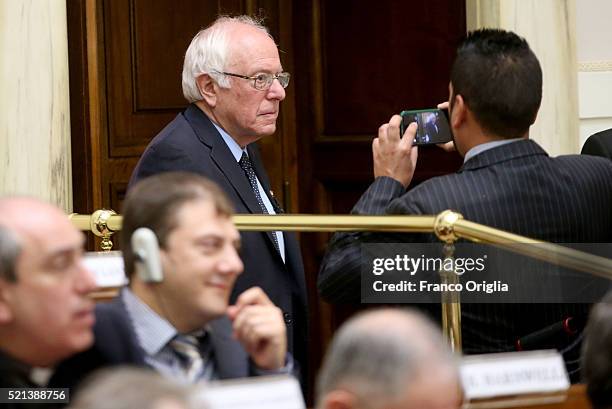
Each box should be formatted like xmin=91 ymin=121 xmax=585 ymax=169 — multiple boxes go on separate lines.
xmin=184 ymin=105 xmax=266 ymax=215
xmin=184 ymin=105 xmax=284 ymax=258
xmin=102 ymin=294 xmax=148 ymax=366
xmin=248 ymin=145 xmax=284 ymax=213
xmin=208 ymin=318 xmax=249 ymax=379
xmin=246 ymin=144 xmax=287 ymax=250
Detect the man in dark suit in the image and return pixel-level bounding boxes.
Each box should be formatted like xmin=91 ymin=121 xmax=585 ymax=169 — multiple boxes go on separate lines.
xmin=52 ymin=173 xmax=292 ymax=390
xmin=0 ymin=197 xmax=97 ymax=407
xmin=318 ymin=29 xmax=612 ymax=380
xmin=128 ymin=15 xmax=307 ymax=379
xmin=581 ymin=128 xmax=612 ymax=159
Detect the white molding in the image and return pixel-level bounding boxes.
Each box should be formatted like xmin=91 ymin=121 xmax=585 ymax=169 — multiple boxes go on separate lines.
xmin=578 ymin=68 xmax=612 ymax=149
xmin=578 ymin=60 xmax=612 ymax=72
xmin=578 ymin=71 xmax=612 ymax=118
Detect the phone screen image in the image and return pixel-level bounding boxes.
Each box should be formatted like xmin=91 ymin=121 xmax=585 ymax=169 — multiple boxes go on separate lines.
xmin=400 ymin=109 xmax=453 ymax=145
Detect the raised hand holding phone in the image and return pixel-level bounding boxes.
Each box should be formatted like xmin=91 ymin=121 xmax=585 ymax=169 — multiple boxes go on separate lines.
xmin=373 ymin=115 xmax=418 ymax=188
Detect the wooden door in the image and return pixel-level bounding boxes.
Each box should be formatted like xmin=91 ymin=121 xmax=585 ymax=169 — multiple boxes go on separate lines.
xmin=292 ymin=0 xmax=466 ymax=390
xmin=68 ymin=0 xmax=296 ymax=216
xmin=68 ymin=0 xmax=465 ymax=402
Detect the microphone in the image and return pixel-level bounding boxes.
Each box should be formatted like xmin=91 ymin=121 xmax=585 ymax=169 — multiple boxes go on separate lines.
xmin=515 ymin=315 xmax=586 ymax=351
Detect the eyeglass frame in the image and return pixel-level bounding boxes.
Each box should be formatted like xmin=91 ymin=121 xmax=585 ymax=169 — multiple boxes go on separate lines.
xmin=213 ymin=70 xmax=291 ymax=90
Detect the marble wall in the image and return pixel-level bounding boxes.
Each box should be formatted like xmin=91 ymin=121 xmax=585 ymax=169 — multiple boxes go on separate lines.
xmin=0 ymin=0 xmax=72 ymax=211
xmin=466 ymin=0 xmax=580 ymax=155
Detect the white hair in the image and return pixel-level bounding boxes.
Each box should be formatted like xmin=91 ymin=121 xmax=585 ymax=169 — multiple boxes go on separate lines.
xmin=181 ymin=15 xmax=271 ymax=103
xmin=316 ymin=309 xmax=459 ymax=408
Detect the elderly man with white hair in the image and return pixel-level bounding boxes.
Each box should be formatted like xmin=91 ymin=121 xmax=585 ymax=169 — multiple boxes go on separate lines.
xmin=129 ymin=15 xmax=308 ymax=385
xmin=316 ymin=308 xmax=463 ymax=409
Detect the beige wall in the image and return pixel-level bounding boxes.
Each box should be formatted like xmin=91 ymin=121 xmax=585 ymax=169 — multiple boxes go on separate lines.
xmin=466 ymin=0 xmax=579 ymax=155
xmin=576 ymin=0 xmax=612 ymax=149
xmin=0 ymin=0 xmax=72 ymax=211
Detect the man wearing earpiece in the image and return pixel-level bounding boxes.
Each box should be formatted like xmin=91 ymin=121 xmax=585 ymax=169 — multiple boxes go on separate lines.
xmin=51 ymin=172 xmax=293 ymax=390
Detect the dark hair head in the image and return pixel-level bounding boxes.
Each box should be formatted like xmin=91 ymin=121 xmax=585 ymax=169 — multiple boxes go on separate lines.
xmin=450 ymin=28 xmax=542 ymax=139
xmin=121 ymin=172 xmax=234 ymax=278
xmin=582 ymin=292 xmax=612 ymax=409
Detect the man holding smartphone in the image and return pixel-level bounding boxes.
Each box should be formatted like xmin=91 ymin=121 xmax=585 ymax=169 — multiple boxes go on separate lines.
xmin=318 ymin=29 xmax=612 ymax=380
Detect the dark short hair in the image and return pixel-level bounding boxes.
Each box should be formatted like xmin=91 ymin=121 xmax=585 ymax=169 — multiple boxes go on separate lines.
xmin=582 ymin=292 xmax=612 ymax=409
xmin=121 ymin=172 xmax=234 ymax=278
xmin=450 ymin=29 xmax=542 ymax=139
xmin=0 ymin=226 xmax=21 ymax=282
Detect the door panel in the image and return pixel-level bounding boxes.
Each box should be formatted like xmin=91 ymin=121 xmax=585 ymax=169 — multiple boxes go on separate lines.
xmin=69 ymin=0 xmax=465 ymax=403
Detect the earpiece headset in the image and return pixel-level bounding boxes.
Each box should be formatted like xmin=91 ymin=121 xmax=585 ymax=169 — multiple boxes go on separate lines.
xmin=132 ymin=227 xmax=164 ymax=283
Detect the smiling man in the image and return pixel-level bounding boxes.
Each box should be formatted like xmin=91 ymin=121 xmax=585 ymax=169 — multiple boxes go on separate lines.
xmin=129 ymin=15 xmax=307 ymax=384
xmin=0 ymin=197 xmax=96 ymax=397
xmin=52 ymin=172 xmax=291 ymax=392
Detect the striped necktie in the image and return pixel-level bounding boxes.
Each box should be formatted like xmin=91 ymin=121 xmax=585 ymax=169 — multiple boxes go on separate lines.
xmin=170 ymin=332 xmax=214 ymax=382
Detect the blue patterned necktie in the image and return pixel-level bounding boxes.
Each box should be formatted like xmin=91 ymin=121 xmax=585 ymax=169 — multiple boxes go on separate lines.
xmin=238 ymin=152 xmax=281 ymax=253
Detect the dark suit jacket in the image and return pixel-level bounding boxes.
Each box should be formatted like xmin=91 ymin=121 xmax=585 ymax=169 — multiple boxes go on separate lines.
xmin=318 ymin=140 xmax=612 ymax=379
xmin=128 ymin=104 xmax=308 ymax=378
xmin=50 ymin=295 xmax=257 ymax=392
xmin=581 ymin=128 xmax=612 ymax=159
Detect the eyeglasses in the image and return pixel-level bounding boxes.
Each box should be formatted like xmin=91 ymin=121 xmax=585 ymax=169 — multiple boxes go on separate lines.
xmin=215 ymin=70 xmax=291 ymax=90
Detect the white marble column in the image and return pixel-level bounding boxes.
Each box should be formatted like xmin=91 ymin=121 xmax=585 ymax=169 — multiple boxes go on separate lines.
xmin=466 ymin=0 xmax=579 ymax=155
xmin=0 ymin=0 xmax=72 ymax=211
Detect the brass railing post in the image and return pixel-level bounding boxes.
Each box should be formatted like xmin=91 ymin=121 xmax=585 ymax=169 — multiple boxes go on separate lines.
xmin=70 ymin=209 xmax=118 ymax=251
xmin=434 ymin=210 xmax=464 ymax=353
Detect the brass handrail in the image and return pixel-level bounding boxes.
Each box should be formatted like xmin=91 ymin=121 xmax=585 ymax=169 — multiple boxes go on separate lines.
xmin=70 ymin=212 xmax=612 ymax=281
xmin=70 ymin=213 xmax=436 ymax=233
xmin=70 ymin=210 xmax=612 ymax=353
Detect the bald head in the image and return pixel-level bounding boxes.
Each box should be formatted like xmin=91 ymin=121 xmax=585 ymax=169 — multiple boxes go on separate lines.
xmin=317 ymin=309 xmax=462 ymax=409
xmin=0 ymin=197 xmax=96 ymax=366
xmin=0 ymin=197 xmax=78 ymax=282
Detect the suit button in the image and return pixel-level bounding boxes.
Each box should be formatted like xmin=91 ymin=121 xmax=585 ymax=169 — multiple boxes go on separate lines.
xmin=283 ymin=312 xmax=293 ymax=325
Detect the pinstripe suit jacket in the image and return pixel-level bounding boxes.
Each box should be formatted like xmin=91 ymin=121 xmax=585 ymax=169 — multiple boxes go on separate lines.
xmin=318 ymin=139 xmax=612 ymax=378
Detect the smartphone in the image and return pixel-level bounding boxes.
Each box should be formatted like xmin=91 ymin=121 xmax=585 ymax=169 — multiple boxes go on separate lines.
xmin=400 ymin=108 xmax=453 ymax=145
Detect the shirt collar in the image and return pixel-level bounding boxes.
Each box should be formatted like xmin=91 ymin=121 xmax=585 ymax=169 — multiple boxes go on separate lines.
xmin=122 ymin=288 xmax=177 ymax=356
xmin=212 ymin=122 xmax=246 ymax=162
xmin=463 ymin=138 xmax=524 ymax=163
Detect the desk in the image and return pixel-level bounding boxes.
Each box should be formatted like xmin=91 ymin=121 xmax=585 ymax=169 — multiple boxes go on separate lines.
xmin=469 ymin=385 xmax=591 ymax=409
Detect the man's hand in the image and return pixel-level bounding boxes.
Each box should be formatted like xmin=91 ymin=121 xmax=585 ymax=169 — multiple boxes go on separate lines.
xmin=227 ymin=287 xmax=286 ymax=370
xmin=373 ymin=115 xmax=418 ymax=188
